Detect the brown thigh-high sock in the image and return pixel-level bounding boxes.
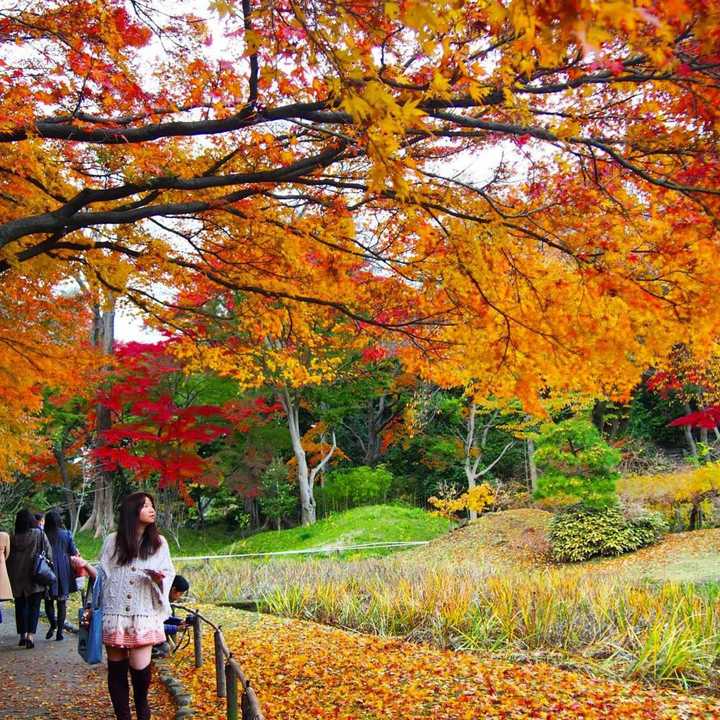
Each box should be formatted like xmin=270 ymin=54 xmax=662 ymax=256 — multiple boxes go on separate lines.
xmin=107 ymin=658 xmax=131 ymax=720
xmin=130 ymin=664 xmax=152 ymax=720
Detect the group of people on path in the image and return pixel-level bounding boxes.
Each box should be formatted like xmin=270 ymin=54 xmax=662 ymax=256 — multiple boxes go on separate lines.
xmin=0 ymin=508 xmax=78 ymax=647
xmin=0 ymin=492 xmax=188 ymax=720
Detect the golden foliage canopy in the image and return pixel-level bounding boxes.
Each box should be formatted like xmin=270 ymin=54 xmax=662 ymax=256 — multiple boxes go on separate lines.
xmin=2 ymin=1 xmax=720 ymax=473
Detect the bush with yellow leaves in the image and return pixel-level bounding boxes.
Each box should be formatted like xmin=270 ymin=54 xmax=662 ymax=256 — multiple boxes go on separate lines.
xmin=618 ymin=461 xmax=720 ymax=530
xmin=428 ymin=482 xmax=495 ymax=520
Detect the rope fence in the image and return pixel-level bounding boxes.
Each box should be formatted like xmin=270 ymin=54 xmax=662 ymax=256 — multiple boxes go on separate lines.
xmin=172 ymin=539 xmax=430 ymax=563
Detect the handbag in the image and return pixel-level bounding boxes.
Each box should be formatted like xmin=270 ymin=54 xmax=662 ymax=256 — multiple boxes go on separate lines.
xmin=78 ymin=571 xmax=103 ymax=665
xmin=33 ymin=543 xmax=56 ymax=588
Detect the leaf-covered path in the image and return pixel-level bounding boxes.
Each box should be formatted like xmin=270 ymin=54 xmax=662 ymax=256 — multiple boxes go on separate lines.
xmin=0 ymin=609 xmax=174 ymax=720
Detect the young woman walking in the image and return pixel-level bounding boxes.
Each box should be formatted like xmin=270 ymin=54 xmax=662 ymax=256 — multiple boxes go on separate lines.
xmin=43 ymin=510 xmax=79 ymax=641
xmin=7 ymin=508 xmax=53 ymax=649
xmin=72 ymin=493 xmax=175 ymax=720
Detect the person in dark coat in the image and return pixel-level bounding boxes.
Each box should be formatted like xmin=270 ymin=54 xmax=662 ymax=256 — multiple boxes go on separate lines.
xmin=43 ymin=510 xmax=78 ymax=641
xmin=7 ymin=508 xmax=53 ymax=649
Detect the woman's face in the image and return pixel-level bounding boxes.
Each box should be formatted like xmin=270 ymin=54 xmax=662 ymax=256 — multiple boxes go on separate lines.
xmin=138 ymin=496 xmax=156 ymax=526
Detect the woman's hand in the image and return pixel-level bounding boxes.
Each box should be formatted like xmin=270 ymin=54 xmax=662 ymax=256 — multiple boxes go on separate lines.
xmin=70 ymin=555 xmax=87 ymax=570
xmin=144 ymin=569 xmax=166 ymax=585
xmin=70 ymin=555 xmax=96 ymax=578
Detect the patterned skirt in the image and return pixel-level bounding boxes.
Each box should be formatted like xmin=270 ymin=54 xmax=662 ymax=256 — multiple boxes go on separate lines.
xmin=103 ymin=613 xmax=165 ymax=648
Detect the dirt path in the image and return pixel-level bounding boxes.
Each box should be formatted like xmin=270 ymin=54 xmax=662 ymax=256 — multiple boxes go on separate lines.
xmin=0 ymin=605 xmax=174 ymax=720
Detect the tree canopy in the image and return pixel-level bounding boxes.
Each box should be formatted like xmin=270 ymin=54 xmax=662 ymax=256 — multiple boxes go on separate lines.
xmin=2 ymin=0 xmax=720 ymax=477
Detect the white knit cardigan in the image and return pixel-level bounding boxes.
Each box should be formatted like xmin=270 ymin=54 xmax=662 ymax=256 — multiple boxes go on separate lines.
xmin=99 ymin=533 xmax=175 ymax=618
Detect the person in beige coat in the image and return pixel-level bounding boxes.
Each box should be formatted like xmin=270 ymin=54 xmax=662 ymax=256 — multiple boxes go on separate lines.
xmin=0 ymin=529 xmax=12 ymax=600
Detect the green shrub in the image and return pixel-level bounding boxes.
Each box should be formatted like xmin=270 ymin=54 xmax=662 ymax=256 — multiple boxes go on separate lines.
xmin=535 ymin=418 xmax=621 ymax=508
xmin=316 ymin=465 xmax=393 ymax=514
xmin=549 ymin=504 xmax=667 ymax=562
xmin=628 ymin=509 xmax=670 ymax=544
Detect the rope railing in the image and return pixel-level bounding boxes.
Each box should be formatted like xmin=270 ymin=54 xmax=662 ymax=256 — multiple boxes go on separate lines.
xmin=173 ymin=604 xmax=264 ymax=720
xmin=172 ymin=539 xmax=430 ymax=563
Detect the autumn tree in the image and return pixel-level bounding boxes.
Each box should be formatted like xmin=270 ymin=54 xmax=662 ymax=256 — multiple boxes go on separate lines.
xmin=306 ymin=356 xmax=412 ymax=467
xmin=83 ymin=298 xmax=117 ymax=535
xmin=619 ymin=462 xmax=720 ymax=530
xmin=647 ymin=344 xmax=720 ymax=458
xmin=30 ymin=390 xmax=91 ymax=532
xmin=172 ymin=291 xmax=358 ymax=525
xmin=460 ymin=397 xmax=518 ymax=519
xmin=412 ymin=391 xmax=520 ymax=520
xmin=1 ymin=1 xmax=720 ymax=479
xmin=86 ymin=341 xmax=241 ymax=535
xmin=0 ymin=275 xmax=94 ymax=480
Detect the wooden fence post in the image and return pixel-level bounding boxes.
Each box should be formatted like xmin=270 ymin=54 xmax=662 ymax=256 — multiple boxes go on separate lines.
xmin=242 ymin=682 xmax=265 ymax=720
xmin=225 ymin=661 xmax=238 ymax=720
xmin=193 ymin=612 xmax=202 ymax=668
xmin=214 ymin=629 xmax=227 ymax=698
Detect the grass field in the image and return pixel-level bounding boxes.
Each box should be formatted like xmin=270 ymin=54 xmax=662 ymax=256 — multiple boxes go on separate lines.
xmin=74 ymin=504 xmax=451 ymax=561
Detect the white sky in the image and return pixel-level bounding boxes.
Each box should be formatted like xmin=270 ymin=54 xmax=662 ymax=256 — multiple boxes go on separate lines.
xmin=115 ymin=306 xmax=164 ymax=341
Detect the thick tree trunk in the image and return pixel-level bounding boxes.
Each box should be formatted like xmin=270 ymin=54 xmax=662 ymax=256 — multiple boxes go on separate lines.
xmin=700 ymin=426 xmax=709 ymax=446
xmin=364 ymin=397 xmax=384 ymax=466
xmin=591 ymin=401 xmax=606 ymax=433
xmin=243 ymin=495 xmax=260 ymax=529
xmin=53 ymin=446 xmax=78 ymax=528
xmin=81 ymin=303 xmax=116 ymax=537
xmin=689 ymin=502 xmax=704 ymax=530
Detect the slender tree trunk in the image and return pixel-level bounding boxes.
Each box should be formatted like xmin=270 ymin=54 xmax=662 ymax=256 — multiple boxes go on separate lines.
xmin=683 ymin=403 xmax=699 ymax=458
xmin=527 ymin=438 xmax=538 ymax=493
xmin=465 ymin=401 xmax=480 ymax=521
xmin=280 ymin=387 xmax=315 ymax=525
xmin=279 ymin=386 xmax=336 ymax=526
xmin=81 ymin=303 xmax=116 ymax=537
xmin=462 ymin=400 xmax=514 ymax=521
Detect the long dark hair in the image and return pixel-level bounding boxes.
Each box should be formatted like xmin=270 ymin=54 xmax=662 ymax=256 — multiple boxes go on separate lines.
xmin=44 ymin=510 xmax=64 ymax=544
xmin=14 ymin=508 xmax=36 ymax=534
xmin=113 ymin=492 xmax=161 ymax=566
